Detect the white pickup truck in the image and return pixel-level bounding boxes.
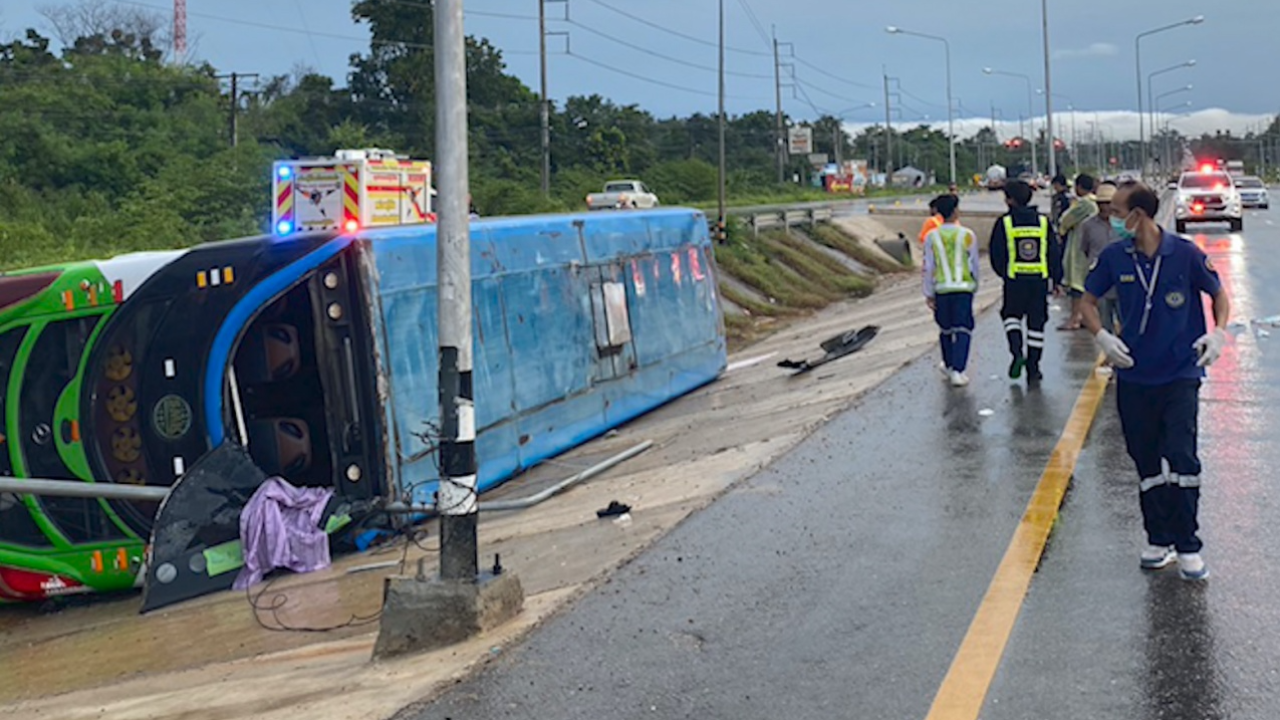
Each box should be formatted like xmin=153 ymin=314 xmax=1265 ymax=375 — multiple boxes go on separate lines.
xmin=586 ymin=180 xmax=660 ymax=211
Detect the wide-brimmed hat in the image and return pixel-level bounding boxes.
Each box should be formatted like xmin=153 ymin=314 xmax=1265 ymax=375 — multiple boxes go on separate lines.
xmin=1095 ymin=183 xmax=1117 ymax=203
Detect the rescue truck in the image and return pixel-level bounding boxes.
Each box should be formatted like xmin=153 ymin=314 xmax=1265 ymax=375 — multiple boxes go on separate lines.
xmin=271 ymin=148 xmax=434 ymax=236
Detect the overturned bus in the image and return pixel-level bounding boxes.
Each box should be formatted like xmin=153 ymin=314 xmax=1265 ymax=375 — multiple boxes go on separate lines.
xmin=0 ymin=208 xmax=725 ymax=605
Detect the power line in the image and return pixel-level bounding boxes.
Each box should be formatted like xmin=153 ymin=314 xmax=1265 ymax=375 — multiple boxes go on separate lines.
xmin=583 ymin=0 xmax=771 ymax=57
xmin=793 ymin=76 xmax=870 ymax=106
xmin=792 ymin=54 xmax=876 ymax=91
xmin=896 ymin=85 xmax=947 ymax=112
xmin=564 ymin=50 xmax=768 ymax=102
xmin=734 ymin=0 xmax=772 ymax=50
xmin=562 ymin=19 xmax=771 ymax=79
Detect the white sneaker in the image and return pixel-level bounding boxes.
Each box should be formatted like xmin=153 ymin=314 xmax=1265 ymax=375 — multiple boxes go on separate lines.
xmin=949 ymin=370 xmax=970 ymax=387
xmin=1140 ymin=544 xmax=1175 ymax=570
xmin=938 ymin=360 xmax=950 ymax=376
xmin=1178 ymin=552 xmax=1209 ymax=581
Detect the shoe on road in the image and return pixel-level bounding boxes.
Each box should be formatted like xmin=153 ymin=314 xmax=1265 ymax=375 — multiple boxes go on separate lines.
xmin=1178 ymin=552 xmax=1210 ymax=581
xmin=1027 ymin=365 xmax=1044 ymax=384
xmin=1009 ymin=356 xmax=1025 ymax=380
xmin=1140 ymin=545 xmax=1175 ymax=570
xmin=949 ymin=370 xmax=970 ymax=387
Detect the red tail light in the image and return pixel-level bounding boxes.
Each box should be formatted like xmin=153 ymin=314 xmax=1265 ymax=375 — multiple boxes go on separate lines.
xmin=0 ymin=566 xmax=85 ymax=601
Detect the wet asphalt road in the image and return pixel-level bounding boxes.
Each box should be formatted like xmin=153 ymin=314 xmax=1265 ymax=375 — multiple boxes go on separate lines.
xmin=400 ymin=208 xmax=1280 ymax=720
xmin=984 ymin=210 xmax=1280 ymax=720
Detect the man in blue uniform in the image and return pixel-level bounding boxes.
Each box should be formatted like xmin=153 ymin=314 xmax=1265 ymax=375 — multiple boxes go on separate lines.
xmin=989 ymin=180 xmax=1063 ymax=383
xmin=922 ymin=194 xmax=980 ymax=387
xmin=1081 ymin=181 xmax=1231 ymax=581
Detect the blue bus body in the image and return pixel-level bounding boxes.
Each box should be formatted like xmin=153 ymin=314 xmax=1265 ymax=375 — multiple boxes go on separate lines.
xmin=362 ymin=208 xmax=726 ymax=501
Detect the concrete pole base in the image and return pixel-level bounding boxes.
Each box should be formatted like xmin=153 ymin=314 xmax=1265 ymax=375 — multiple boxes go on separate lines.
xmin=373 ymin=571 xmax=524 ymax=660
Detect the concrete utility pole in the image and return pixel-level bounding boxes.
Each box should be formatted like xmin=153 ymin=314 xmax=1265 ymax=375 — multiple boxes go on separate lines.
xmin=716 ymin=0 xmax=726 ymax=243
xmin=536 ymin=0 xmax=567 ymax=197
xmin=773 ymin=30 xmax=784 ymax=184
xmin=435 ymin=0 xmax=478 ymax=583
xmin=882 ymin=68 xmax=893 ymax=175
xmin=539 ymin=0 xmax=550 ymax=197
xmin=216 ymin=72 xmax=258 ymax=148
xmin=1041 ymin=0 xmax=1055 ymax=178
xmin=375 ymin=0 xmax=523 ymax=660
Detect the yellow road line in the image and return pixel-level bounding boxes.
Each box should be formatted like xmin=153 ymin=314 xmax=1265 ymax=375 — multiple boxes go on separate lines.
xmin=924 ymin=363 xmax=1110 ymax=720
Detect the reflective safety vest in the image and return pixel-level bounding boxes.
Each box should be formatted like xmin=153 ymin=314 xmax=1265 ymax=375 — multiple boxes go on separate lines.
xmin=1004 ymin=215 xmax=1050 ymax=278
xmin=928 ymin=225 xmax=977 ymax=294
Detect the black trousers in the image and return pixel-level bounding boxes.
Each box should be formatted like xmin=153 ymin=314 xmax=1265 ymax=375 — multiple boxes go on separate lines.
xmin=1116 ymin=379 xmax=1203 ymax=553
xmin=1000 ymin=277 xmax=1048 ymax=368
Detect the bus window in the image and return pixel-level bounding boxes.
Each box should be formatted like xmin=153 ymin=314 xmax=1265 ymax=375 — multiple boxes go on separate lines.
xmin=19 ymin=316 xmax=127 ymax=544
xmin=0 ymin=325 xmax=52 ymax=548
xmin=233 ymin=282 xmax=333 ymax=486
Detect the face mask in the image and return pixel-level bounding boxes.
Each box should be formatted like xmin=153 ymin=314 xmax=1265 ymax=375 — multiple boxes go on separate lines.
xmin=1110 ymin=213 xmax=1136 ymax=241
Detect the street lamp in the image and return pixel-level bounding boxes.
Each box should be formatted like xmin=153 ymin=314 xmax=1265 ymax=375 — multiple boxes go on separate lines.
xmin=886 ymin=25 xmax=956 ymax=184
xmin=1155 ymin=84 xmax=1193 ymax=108
xmin=1147 ymin=59 xmax=1196 ymax=147
xmin=985 ymin=67 xmax=1038 ymax=176
xmin=1135 ymin=16 xmax=1205 ymax=174
xmin=1036 ymin=89 xmax=1072 ymax=159
xmin=1160 ymin=102 xmax=1195 ymax=171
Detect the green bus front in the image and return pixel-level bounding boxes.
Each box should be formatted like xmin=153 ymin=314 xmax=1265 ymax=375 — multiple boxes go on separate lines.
xmin=0 ymin=253 xmax=180 ymax=602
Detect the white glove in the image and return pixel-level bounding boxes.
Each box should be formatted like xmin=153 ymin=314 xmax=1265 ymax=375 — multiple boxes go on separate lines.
xmin=1095 ymin=330 xmax=1135 ymax=369
xmin=1193 ymin=328 xmax=1227 ymax=367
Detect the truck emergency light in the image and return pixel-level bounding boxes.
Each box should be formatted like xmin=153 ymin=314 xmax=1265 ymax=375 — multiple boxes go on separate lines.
xmin=1200 ymin=163 xmax=1215 ymax=173
xmin=344 ymin=219 xmax=359 ymax=233
xmin=276 ymin=221 xmax=293 ymax=235
xmin=277 ymin=166 xmax=292 ymax=180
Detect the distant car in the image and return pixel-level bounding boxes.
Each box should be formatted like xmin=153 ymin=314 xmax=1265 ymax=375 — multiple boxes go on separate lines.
xmin=1174 ymin=169 xmax=1243 ymax=233
xmin=586 ymin=180 xmax=659 ymax=211
xmin=1235 ymin=176 xmax=1269 ymax=209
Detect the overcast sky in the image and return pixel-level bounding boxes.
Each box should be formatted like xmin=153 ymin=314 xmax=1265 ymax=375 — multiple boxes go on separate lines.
xmin=4 ymin=0 xmax=1277 ymax=139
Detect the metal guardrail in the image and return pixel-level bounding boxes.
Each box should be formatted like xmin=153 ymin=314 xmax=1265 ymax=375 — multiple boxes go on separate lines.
xmin=731 ymin=207 xmax=834 ymax=237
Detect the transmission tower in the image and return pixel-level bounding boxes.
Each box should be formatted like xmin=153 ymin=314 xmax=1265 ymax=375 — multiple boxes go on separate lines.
xmin=173 ymin=0 xmax=187 ymax=58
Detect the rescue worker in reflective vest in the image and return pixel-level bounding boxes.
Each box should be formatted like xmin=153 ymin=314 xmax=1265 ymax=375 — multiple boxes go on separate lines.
xmin=922 ymin=194 xmax=979 ymax=388
xmin=1081 ymin=181 xmax=1230 ymax=581
xmin=988 ymin=180 xmax=1062 ymax=383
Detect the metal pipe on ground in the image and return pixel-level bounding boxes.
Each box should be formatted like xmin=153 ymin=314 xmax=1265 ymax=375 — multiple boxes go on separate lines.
xmin=0 ymin=477 xmax=170 ymax=502
xmin=384 ymin=440 xmax=654 ymax=515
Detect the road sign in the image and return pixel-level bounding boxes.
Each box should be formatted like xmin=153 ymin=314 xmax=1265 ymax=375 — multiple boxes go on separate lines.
xmin=788 ymin=127 xmax=813 ymax=155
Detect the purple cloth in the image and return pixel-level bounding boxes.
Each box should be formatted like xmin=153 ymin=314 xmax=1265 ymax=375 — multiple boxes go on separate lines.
xmin=233 ymin=477 xmax=334 ymax=590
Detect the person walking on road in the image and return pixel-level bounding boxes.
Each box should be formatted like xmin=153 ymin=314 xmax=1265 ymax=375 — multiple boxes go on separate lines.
xmin=922 ymin=194 xmax=979 ymax=388
xmin=1050 ymin=173 xmax=1072 ymax=230
xmin=1080 ymin=181 xmax=1121 ymax=332
xmin=989 ymin=180 xmax=1062 ymax=383
xmin=1081 ymin=181 xmax=1231 ymax=581
xmin=1056 ymin=174 xmax=1099 ymax=331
